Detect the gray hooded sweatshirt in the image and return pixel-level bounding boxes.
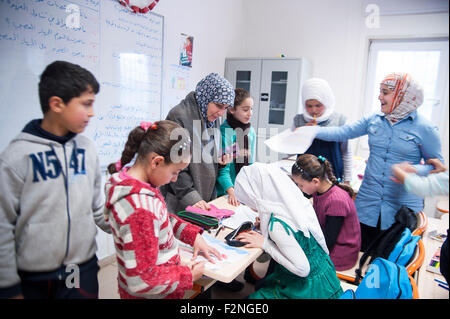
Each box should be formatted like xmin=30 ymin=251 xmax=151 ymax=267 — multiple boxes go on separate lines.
xmin=0 ymin=120 xmax=110 ymax=293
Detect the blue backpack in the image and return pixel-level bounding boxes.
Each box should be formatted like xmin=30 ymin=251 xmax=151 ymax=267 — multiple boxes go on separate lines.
xmin=340 ymin=258 xmax=413 ymax=299
xmin=387 ymin=228 xmax=421 ymax=267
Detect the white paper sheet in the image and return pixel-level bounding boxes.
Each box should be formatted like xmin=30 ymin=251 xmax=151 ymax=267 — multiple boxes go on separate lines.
xmin=264 ymin=126 xmax=318 ymax=154
xmin=221 ymin=205 xmax=258 ymax=230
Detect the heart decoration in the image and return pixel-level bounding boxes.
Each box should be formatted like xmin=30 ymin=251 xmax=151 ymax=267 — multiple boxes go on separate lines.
xmin=118 ymin=0 xmax=160 ymax=14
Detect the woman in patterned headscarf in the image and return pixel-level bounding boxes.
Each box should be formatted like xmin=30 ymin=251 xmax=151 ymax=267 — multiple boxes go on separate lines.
xmin=295 ymin=72 xmax=444 ymax=251
xmin=161 ymin=73 xmax=235 ymax=213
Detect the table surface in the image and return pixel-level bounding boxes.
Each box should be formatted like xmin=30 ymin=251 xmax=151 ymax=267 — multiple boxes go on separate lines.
xmin=182 ymin=196 xmax=263 ymax=298
xmin=417 ymin=213 xmax=449 ymax=299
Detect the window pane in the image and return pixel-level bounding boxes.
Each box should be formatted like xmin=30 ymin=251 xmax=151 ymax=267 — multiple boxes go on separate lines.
xmin=370 ymin=50 xmax=441 ymax=121
xmin=236 ymin=71 xmax=251 ymax=91
xmin=269 ymin=71 xmax=287 ymax=125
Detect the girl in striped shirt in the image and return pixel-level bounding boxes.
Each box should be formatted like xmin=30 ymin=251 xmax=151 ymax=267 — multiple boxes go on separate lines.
xmin=104 ymin=120 xmax=221 ymax=299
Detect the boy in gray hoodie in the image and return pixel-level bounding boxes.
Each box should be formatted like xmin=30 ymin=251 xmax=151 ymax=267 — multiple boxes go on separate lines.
xmin=0 ymin=61 xmax=110 ymax=299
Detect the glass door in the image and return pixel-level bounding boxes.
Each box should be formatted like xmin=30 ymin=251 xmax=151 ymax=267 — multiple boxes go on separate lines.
xmin=259 ymin=59 xmax=301 ymax=132
xmin=268 ymin=71 xmax=288 ymax=125
xmin=235 ymin=70 xmax=251 ymax=92
xmin=224 ymin=59 xmax=262 ymax=130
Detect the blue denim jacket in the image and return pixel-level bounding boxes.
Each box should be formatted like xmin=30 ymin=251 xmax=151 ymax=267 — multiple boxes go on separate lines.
xmin=316 ymin=111 xmax=443 ymax=229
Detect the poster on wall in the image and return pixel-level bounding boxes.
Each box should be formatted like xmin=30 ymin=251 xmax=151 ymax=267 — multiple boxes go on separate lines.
xmin=164 ymin=64 xmax=191 ymax=117
xmin=179 ymin=33 xmax=193 ymax=67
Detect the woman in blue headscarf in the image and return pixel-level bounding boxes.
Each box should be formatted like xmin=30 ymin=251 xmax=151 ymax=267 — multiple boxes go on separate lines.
xmin=161 ymin=73 xmax=235 ymax=214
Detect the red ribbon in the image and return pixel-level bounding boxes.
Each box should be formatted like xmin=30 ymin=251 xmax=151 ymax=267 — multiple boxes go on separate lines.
xmin=118 ymin=0 xmax=159 ymax=14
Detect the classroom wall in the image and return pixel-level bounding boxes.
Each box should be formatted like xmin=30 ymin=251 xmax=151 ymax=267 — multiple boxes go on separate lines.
xmin=95 ymin=0 xmax=449 ymax=258
xmin=155 ymin=0 xmax=246 ymax=118
xmin=95 ymin=0 xmax=247 ymax=260
xmin=238 ymin=0 xmax=449 ymax=162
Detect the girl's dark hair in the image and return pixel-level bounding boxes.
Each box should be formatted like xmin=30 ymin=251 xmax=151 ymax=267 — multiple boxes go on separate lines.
xmin=233 ymin=88 xmax=251 ymax=108
xmin=107 ymin=120 xmax=191 ymax=175
xmin=39 ymin=61 xmax=100 ymax=114
xmin=292 ymin=154 xmax=355 ymax=198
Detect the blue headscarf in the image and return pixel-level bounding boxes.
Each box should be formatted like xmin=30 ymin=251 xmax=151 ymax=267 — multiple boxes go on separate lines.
xmin=195 ymin=73 xmax=235 ymax=128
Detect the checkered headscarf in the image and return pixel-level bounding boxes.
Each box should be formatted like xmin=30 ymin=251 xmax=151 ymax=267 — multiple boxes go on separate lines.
xmin=195 ymin=73 xmax=234 ymax=128
xmin=381 ymin=73 xmax=424 ymax=125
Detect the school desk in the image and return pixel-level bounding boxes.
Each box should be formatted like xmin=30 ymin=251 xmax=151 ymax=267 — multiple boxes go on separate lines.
xmin=417 ymin=213 xmax=449 ymax=299
xmin=182 ymin=196 xmax=263 ymax=298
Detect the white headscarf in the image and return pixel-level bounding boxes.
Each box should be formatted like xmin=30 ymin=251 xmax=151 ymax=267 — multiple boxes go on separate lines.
xmin=381 ymin=73 xmax=424 ymax=125
xmin=301 ymin=78 xmax=335 ymax=123
xmin=234 ymin=162 xmax=328 ymax=254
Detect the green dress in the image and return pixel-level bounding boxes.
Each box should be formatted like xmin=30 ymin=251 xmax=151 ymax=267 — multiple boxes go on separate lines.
xmin=250 ymin=214 xmax=343 ymax=299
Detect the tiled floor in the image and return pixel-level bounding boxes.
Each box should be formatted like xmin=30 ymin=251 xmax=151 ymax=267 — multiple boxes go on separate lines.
xmin=98 ymin=254 xmax=356 ymax=299
xmin=97 ymin=255 xmax=271 ymax=299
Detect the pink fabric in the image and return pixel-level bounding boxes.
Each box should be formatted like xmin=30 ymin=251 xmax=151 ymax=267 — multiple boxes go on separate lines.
xmin=185 ymin=204 xmax=234 ymax=219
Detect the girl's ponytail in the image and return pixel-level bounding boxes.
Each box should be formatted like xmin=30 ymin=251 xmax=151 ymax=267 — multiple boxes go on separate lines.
xmin=293 ymin=154 xmax=355 ymax=199
xmin=107 ymin=120 xmax=191 ymax=175
xmin=107 ymin=126 xmax=146 ymax=175
xmin=321 ymin=156 xmax=355 ymax=199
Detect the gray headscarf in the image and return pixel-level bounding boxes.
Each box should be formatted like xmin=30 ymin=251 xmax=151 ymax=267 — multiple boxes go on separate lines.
xmin=195 ymin=73 xmax=235 ymax=128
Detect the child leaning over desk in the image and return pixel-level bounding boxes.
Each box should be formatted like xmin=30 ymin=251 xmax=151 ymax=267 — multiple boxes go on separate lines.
xmin=104 ymin=120 xmax=222 ymax=299
xmin=234 ymin=162 xmax=343 ymax=299
xmin=0 ymin=61 xmax=110 ymax=299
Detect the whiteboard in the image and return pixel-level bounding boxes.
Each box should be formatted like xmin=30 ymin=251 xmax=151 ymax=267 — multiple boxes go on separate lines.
xmin=0 ymin=0 xmax=164 ymax=170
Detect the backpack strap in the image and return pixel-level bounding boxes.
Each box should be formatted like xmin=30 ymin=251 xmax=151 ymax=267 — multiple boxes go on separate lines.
xmin=355 ymin=228 xmax=386 ymax=284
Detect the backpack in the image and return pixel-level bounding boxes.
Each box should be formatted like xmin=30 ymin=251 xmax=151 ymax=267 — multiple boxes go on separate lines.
xmin=355 ymin=206 xmax=417 ymax=283
xmin=387 ymin=228 xmax=421 ymax=267
xmin=340 ymin=258 xmax=413 ymax=299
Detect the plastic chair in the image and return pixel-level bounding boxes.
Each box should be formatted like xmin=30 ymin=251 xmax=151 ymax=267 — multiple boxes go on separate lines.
xmin=337 ymin=211 xmax=427 ymax=293
xmin=409 ymin=275 xmax=420 ymax=299
xmin=412 ymin=211 xmax=428 ymax=237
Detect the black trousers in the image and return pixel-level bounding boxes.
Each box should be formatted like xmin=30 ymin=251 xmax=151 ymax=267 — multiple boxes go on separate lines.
xmin=360 ymin=216 xmax=382 ymax=253
xmin=19 ymin=256 xmax=99 ymax=299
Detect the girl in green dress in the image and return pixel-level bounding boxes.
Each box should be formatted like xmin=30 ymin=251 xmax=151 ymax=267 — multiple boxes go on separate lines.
xmin=234 ymin=162 xmax=343 ymax=299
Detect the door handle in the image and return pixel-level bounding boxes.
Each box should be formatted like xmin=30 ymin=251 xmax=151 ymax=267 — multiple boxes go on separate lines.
xmin=261 ymin=93 xmax=269 ymax=101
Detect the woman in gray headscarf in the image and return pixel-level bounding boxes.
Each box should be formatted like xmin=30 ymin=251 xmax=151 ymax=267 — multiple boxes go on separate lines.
xmin=161 ymin=73 xmax=235 ymax=214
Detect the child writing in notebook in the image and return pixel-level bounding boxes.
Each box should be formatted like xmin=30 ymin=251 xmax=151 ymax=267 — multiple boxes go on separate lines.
xmin=291 ymin=154 xmax=361 ymax=271
xmin=217 ymin=88 xmax=256 ymax=206
xmin=104 ymin=120 xmax=222 ymax=299
xmin=234 ymin=162 xmax=342 ymax=299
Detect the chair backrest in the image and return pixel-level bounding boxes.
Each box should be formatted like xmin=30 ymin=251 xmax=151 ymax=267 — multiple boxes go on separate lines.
xmin=412 ymin=211 xmax=428 ymax=236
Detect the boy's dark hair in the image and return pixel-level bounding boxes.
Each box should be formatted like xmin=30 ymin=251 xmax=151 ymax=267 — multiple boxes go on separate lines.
xmin=107 ymin=120 xmax=191 ymax=175
xmin=292 ymin=153 xmax=355 ymax=199
xmin=38 ymin=61 xmax=100 ymax=114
